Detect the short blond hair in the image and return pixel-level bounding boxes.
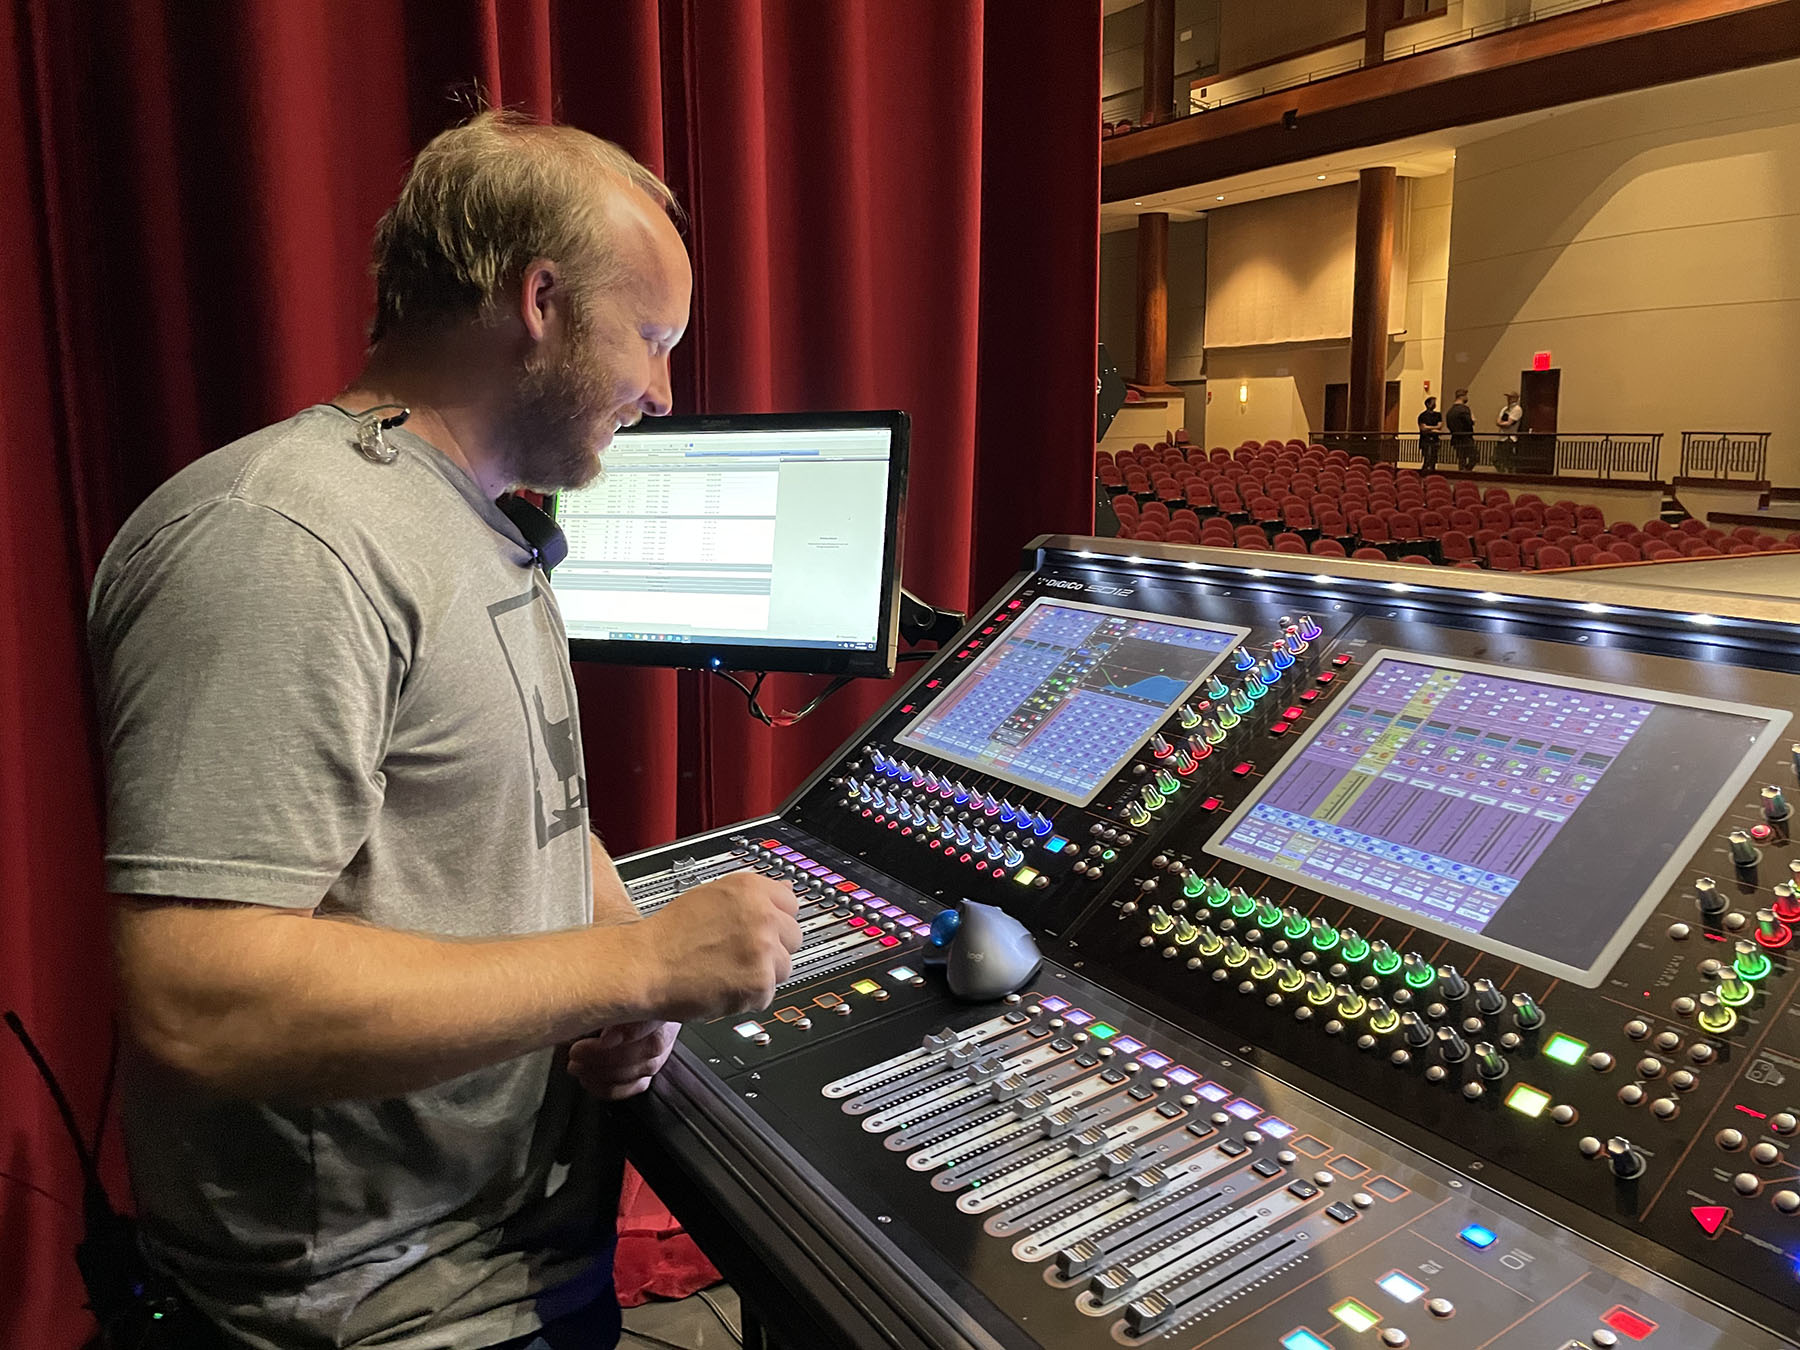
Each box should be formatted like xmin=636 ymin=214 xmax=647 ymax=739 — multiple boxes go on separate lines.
xmin=370 ymin=111 xmax=681 ymax=342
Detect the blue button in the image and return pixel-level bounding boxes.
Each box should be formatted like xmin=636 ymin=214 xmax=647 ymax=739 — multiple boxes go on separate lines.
xmin=1459 ymin=1223 xmax=1498 ymax=1249
xmin=1280 ymin=1331 xmax=1333 ymax=1350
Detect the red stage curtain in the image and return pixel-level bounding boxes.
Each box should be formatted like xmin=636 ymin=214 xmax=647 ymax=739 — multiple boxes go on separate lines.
xmin=0 ymin=3 xmax=1098 ymax=1343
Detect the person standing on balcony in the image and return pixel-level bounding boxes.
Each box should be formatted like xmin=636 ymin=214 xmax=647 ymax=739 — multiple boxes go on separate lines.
xmin=1447 ymin=389 xmax=1476 ymax=470
xmin=1416 ymin=396 xmax=1443 ymax=472
xmin=1496 ymin=390 xmax=1524 ymax=473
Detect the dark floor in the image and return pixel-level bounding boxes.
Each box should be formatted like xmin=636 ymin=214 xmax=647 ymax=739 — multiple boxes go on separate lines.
xmin=620 ymin=1283 xmax=741 ymax=1350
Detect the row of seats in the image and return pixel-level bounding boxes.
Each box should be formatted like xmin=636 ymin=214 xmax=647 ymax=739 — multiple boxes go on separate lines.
xmin=1103 ymin=437 xmax=1800 ymax=571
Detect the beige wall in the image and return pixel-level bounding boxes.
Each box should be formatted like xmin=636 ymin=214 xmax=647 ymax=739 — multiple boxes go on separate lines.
xmin=1206 ymin=182 xmax=1413 ymax=347
xmin=1099 ymin=228 xmax=1137 ymax=374
xmin=1201 ymin=345 xmax=1347 ymax=449
xmin=1441 ymin=60 xmax=1800 ymax=481
xmin=1216 ymin=0 xmax=1361 ymax=75
xmin=1396 ymin=170 xmax=1453 ymax=430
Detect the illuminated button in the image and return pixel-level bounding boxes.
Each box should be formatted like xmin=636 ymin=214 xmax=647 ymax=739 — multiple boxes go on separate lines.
xmin=1691 ymin=1204 xmax=1730 ymax=1235
xmin=1283 ymin=705 xmax=1304 ymax=720
xmin=1600 ymin=1306 xmax=1659 ymax=1341
xmin=887 ymin=966 xmax=917 ymax=981
xmin=879 ymin=935 xmax=901 ymax=947
xmin=1331 ymin=1299 xmax=1380 ymax=1334
xmin=1280 ymin=1332 xmax=1333 ymax=1350
xmin=1377 ymin=1271 xmax=1425 ymax=1303
xmin=1505 ymin=1083 xmax=1550 ymax=1118
xmin=1013 ymin=866 xmax=1038 ymax=886
xmin=733 ymin=1021 xmax=763 ymax=1039
xmin=1232 ymin=761 xmax=1254 ymax=777
xmin=1458 ymin=1224 xmax=1497 ymax=1249
xmin=850 ymin=979 xmax=880 ymax=995
xmin=1543 ymin=1033 xmax=1587 ymax=1066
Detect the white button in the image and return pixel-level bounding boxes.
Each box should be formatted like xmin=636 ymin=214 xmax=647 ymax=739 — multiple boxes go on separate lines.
xmin=1426 ymin=1296 xmax=1454 ymax=1317
xmin=1381 ymin=1330 xmax=1409 ymax=1347
xmin=1592 ymin=1331 xmax=1619 ymax=1348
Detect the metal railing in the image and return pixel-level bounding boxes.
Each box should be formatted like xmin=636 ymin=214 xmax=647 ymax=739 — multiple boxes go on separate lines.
xmin=1309 ymin=431 xmax=1663 ymax=479
xmin=1678 ymin=432 xmax=1770 ymax=481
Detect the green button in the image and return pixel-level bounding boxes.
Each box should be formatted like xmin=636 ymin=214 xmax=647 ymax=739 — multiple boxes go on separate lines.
xmin=1505 ymin=1082 xmax=1551 ymax=1118
xmin=1089 ymin=1023 xmax=1117 ymax=1040
xmin=1542 ymin=1033 xmax=1587 ymax=1067
xmin=1331 ymin=1299 xmax=1379 ymax=1334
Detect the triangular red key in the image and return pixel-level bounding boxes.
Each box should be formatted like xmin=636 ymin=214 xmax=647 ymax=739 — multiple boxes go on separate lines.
xmin=1690 ymin=1205 xmax=1729 ymax=1236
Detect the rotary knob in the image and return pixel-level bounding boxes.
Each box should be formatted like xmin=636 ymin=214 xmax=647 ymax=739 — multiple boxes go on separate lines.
xmin=1401 ymin=951 xmax=1435 ymax=988
xmin=1765 ymin=786 xmax=1791 ymax=822
xmin=1336 ymin=985 xmax=1368 ymax=1020
xmin=1605 ymin=1136 xmax=1648 ymax=1181
xmin=1774 ymin=884 xmax=1800 ymax=924
xmin=1369 ymin=940 xmax=1401 ymax=975
xmin=1730 ymin=830 xmax=1760 ymax=869
xmin=1438 ymin=964 xmax=1468 ymax=1000
xmin=1510 ymin=990 xmax=1544 ymax=1029
xmin=1435 ymin=1026 xmax=1470 ymax=1063
xmin=1472 ymin=978 xmax=1507 ymax=1015
xmin=1401 ymin=1011 xmax=1433 ymax=1048
xmin=1475 ymin=1042 xmax=1508 ymax=1080
xmin=1695 ymin=877 xmax=1726 ymax=916
xmin=1757 ymin=908 xmax=1790 ymax=946
xmin=1366 ymin=997 xmax=1400 ymax=1033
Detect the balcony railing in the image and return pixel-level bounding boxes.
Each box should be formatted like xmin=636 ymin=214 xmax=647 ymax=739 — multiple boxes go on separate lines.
xmin=1311 ymin=431 xmax=1663 ymax=479
xmin=1678 ymin=432 xmax=1770 ymax=481
xmin=1101 ymin=0 xmax=1626 ymax=136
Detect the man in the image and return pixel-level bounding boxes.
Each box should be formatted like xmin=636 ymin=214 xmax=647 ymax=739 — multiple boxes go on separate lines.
xmin=88 ymin=112 xmax=802 ymax=1350
xmin=1496 ymin=390 xmax=1524 ymax=473
xmin=1446 ymin=388 xmax=1476 ymax=471
xmin=1415 ymin=396 xmax=1443 ymax=472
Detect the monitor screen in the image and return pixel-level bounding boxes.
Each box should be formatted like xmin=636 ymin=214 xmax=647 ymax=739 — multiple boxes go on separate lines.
xmin=894 ymin=599 xmax=1250 ymax=807
xmin=549 ymin=411 xmax=908 ymax=675
xmin=1206 ymin=651 xmax=1790 ymax=986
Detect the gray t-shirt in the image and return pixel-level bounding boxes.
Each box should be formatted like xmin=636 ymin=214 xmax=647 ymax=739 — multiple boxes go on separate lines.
xmin=88 ymin=407 xmax=614 ymax=1350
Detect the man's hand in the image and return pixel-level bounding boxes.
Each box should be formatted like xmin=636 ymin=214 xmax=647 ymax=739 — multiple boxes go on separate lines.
xmin=640 ymin=871 xmax=802 ymax=1021
xmin=567 ymin=1020 xmax=679 ymax=1100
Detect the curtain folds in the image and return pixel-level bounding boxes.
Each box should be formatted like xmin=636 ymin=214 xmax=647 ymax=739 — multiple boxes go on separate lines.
xmin=0 ymin=3 xmax=1099 ymax=1342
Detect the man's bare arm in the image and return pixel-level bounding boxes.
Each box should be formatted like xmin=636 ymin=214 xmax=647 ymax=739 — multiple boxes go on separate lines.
xmin=589 ymin=832 xmax=639 ymax=924
xmin=115 ymin=870 xmax=799 ymax=1105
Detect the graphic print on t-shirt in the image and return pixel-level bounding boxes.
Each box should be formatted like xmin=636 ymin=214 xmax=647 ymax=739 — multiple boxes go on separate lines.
xmin=489 ymin=587 xmax=588 ymax=848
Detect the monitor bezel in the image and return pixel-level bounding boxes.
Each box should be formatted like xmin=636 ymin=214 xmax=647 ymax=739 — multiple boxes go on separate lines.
xmin=550 ymin=410 xmax=910 ymax=677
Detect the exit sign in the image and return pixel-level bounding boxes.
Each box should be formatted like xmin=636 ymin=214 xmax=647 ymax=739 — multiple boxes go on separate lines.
xmin=1532 ymin=351 xmax=1553 ymax=371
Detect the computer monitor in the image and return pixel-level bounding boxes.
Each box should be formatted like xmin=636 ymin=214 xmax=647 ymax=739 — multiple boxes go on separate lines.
xmin=549 ymin=411 xmax=909 ymax=676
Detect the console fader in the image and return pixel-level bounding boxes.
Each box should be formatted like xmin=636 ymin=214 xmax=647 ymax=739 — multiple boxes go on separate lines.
xmin=615 ymin=536 xmax=1800 ymax=1349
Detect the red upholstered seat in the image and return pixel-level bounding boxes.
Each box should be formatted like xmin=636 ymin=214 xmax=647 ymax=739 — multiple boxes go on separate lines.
xmin=1452 ymin=560 xmax=1485 ymax=569
xmin=1440 ymin=530 xmax=1474 ymax=562
xmin=1311 ymin=538 xmax=1347 ymax=557
xmin=1576 ymin=521 xmax=1604 ymax=540
xmin=1487 ymin=540 xmax=1522 ymax=570
xmin=1399 ymin=553 xmax=1432 ymax=565
xmin=1358 ymin=515 xmax=1390 ymax=544
xmin=1611 ymin=541 xmax=1641 ymax=562
xmin=1352 ymin=547 xmax=1387 ymax=561
xmin=1570 ymin=543 xmax=1599 ymax=566
xmin=1677 ymin=518 xmax=1707 ymax=535
xmin=1536 ymin=544 xmax=1572 ymax=570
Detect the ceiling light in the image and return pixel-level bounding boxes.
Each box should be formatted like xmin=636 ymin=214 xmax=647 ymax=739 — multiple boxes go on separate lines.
xmin=1217 ymin=194 xmax=1225 ymax=201
xmin=1316 ymin=174 xmax=1327 ymax=180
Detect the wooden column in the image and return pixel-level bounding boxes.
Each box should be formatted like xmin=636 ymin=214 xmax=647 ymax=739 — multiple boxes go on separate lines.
xmin=1141 ymin=0 xmax=1176 ymax=125
xmin=1348 ymin=167 xmax=1396 ymax=435
xmin=1364 ymin=0 xmax=1401 ymax=67
xmin=1133 ymin=212 xmax=1177 ymax=393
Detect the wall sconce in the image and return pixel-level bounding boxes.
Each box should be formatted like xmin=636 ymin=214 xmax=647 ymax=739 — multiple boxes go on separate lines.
xmin=1238 ymin=381 xmax=1249 ymax=408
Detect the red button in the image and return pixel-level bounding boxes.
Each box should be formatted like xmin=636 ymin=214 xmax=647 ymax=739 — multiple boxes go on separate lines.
xmin=1200 ymin=796 xmax=1222 ymax=811
xmin=927 ymin=679 xmax=941 ymax=688
xmin=879 ymin=935 xmax=901 ymax=947
xmin=1283 ymin=706 xmax=1304 ymax=720
xmin=760 ymin=839 xmax=781 ymax=849
xmin=1332 ymin=654 xmax=1352 ymax=667
xmin=1233 ymin=762 xmax=1254 ymax=776
xmin=847 ymin=917 xmax=867 ymax=927
xmin=1600 ymin=1306 xmax=1659 ymax=1340
xmin=982 ymin=626 xmax=996 ymax=635
xmin=1008 ymin=600 xmax=1022 ymax=608
xmin=929 ymin=839 xmax=941 ymax=849
xmin=1270 ymin=722 xmax=1290 ymax=735
xmin=1317 ymin=672 xmax=1336 ymax=684
xmin=836 ymin=880 xmax=860 ymax=892
xmin=1690 ymin=1205 xmax=1729 ymax=1236
xmin=1299 ymin=689 xmax=1320 ymax=702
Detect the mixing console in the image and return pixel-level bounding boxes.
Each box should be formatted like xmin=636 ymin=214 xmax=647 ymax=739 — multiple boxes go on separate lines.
xmin=614 ymin=537 xmax=1800 ymax=1349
